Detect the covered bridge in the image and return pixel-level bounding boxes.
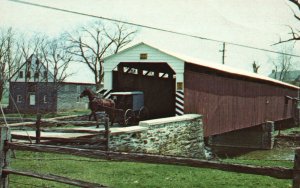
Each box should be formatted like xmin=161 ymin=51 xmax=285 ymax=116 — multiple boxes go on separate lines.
xmin=102 ymin=42 xmax=299 ymax=139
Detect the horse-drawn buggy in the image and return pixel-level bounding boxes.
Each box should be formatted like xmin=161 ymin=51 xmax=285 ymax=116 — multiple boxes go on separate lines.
xmin=80 ymin=88 xmax=149 ymax=126
xmin=110 ymin=91 xmax=149 ymax=125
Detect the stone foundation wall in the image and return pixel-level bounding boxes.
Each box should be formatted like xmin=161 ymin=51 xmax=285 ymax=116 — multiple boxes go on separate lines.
xmin=109 ymin=114 xmax=205 ymax=158
xmin=208 ymin=121 xmax=275 ymax=150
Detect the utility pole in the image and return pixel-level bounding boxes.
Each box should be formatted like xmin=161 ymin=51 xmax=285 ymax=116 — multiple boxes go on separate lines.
xmin=220 ymin=42 xmax=226 ymax=64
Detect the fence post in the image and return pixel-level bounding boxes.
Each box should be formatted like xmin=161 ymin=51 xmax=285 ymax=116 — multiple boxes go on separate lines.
xmin=36 ymin=114 xmax=41 ymax=144
xmin=293 ymin=148 xmax=300 ymax=188
xmin=0 ymin=127 xmax=11 ymax=188
xmin=104 ymin=116 xmax=110 ymax=151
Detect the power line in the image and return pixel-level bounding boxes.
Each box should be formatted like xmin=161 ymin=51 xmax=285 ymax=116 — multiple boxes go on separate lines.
xmin=9 ymin=0 xmax=300 ymax=58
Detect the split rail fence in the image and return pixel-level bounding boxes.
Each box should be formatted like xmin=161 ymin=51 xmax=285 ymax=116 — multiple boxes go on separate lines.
xmin=0 ymin=115 xmax=300 ymax=187
xmin=5 ymin=114 xmax=110 ymax=150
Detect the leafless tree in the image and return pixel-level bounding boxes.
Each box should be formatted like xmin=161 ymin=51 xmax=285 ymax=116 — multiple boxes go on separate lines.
xmin=18 ymin=34 xmax=73 ymax=85
xmin=271 ymin=0 xmax=300 ymax=85
xmin=271 ymin=44 xmax=296 ymax=81
xmin=18 ymin=34 xmax=73 ymax=114
xmin=39 ymin=36 xmax=74 ymax=114
xmin=0 ymin=27 xmax=22 ymax=101
xmin=66 ymin=21 xmax=137 ymax=90
xmin=40 ymin=37 xmax=73 ymax=85
xmin=20 ymin=33 xmax=47 ymax=60
xmin=252 ymin=61 xmax=260 ymax=73
xmin=274 ymin=0 xmax=300 ymax=44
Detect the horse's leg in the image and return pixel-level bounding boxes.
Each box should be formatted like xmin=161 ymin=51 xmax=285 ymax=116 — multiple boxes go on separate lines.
xmin=110 ymin=111 xmax=115 ymax=126
xmin=89 ymin=112 xmax=92 ymax=121
xmin=109 ymin=102 xmax=116 ymax=126
xmin=93 ymin=111 xmax=99 ymax=128
xmin=93 ymin=111 xmax=98 ymax=121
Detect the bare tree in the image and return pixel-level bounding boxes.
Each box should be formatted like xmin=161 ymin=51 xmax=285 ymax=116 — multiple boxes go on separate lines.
xmin=16 ymin=34 xmax=73 ymax=114
xmin=271 ymin=1 xmax=300 ymax=84
xmin=67 ymin=21 xmax=137 ymax=90
xmin=39 ymin=36 xmax=74 ymax=114
xmin=0 ymin=27 xmax=22 ymax=101
xmin=271 ymin=44 xmax=296 ymax=81
xmin=252 ymin=61 xmax=260 ymax=73
xmin=18 ymin=34 xmax=73 ymax=85
xmin=274 ymin=0 xmax=300 ymax=44
xmin=110 ymin=24 xmax=138 ymax=54
xmin=20 ymin=33 xmax=47 ymax=60
xmin=40 ymin=37 xmax=73 ymax=85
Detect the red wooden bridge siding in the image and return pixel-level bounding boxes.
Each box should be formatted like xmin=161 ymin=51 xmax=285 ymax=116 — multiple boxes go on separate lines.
xmin=184 ymin=63 xmax=298 ymax=137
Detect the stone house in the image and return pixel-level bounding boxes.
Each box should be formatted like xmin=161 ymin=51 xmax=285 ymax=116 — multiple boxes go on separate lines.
xmin=7 ymin=54 xmax=95 ymax=114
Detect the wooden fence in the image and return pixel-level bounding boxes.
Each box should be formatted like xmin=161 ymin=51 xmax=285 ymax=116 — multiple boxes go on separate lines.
xmin=6 ymin=114 xmax=110 ymax=150
xmin=0 ymin=122 xmax=300 ymax=187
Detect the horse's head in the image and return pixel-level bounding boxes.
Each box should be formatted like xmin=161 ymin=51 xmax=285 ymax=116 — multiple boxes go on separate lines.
xmin=80 ymin=88 xmax=90 ymax=98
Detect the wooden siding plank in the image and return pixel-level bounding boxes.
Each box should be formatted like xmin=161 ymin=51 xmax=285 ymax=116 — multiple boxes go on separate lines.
xmin=184 ymin=63 xmax=298 ymax=137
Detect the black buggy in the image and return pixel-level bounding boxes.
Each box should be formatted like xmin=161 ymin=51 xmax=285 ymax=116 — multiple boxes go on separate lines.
xmin=110 ymin=91 xmax=149 ymax=126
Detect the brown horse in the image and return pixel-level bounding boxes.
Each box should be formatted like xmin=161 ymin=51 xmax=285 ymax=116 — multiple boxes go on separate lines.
xmin=80 ymin=88 xmax=115 ymax=127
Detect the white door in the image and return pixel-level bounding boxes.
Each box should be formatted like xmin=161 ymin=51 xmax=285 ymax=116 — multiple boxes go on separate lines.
xmin=29 ymin=94 xmax=36 ymax=105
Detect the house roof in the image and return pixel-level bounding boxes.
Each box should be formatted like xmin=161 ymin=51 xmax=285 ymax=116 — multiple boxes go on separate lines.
xmin=9 ymin=54 xmax=54 ymax=81
xmin=104 ymin=42 xmax=299 ymax=90
xmin=10 ymin=55 xmax=96 ymax=85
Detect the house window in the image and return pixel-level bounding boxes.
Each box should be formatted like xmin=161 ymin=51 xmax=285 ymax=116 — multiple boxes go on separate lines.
xmin=140 ymin=53 xmax=148 ymax=60
xmin=17 ymin=95 xmax=22 ymax=103
xmin=19 ymin=71 xmax=24 ymax=78
xmin=43 ymin=71 xmax=47 ymax=79
xmin=43 ymin=95 xmax=47 ymax=103
xmin=34 ymin=72 xmax=39 ymax=79
xmin=26 ymin=71 xmax=31 ymax=78
xmin=29 ymin=94 xmax=35 ymax=106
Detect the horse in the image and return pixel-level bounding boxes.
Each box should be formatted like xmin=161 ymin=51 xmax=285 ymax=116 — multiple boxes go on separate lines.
xmin=79 ymin=88 xmax=115 ymax=127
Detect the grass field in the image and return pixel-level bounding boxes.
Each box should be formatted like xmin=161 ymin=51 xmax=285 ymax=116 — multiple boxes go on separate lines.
xmin=9 ymin=148 xmax=294 ymax=188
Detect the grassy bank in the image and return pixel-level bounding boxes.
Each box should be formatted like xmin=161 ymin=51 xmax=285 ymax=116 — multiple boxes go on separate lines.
xmin=9 ymin=150 xmax=293 ymax=188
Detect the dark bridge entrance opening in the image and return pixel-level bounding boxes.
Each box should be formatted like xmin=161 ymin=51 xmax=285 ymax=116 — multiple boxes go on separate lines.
xmin=112 ymin=62 xmax=176 ymax=119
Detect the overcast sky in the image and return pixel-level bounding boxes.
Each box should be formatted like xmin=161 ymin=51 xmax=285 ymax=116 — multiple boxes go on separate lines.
xmin=1 ymin=0 xmax=300 ymax=83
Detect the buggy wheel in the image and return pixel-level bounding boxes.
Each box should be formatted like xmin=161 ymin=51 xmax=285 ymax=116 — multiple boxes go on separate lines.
xmin=138 ymin=106 xmax=149 ymax=121
xmin=124 ymin=109 xmax=135 ymax=126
